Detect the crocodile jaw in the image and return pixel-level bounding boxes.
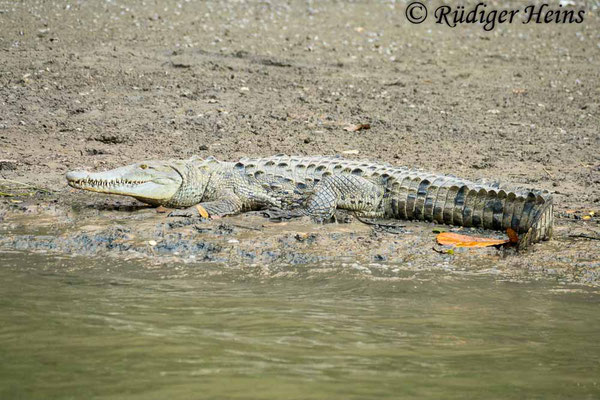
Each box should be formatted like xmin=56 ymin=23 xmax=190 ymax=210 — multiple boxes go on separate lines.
xmin=66 ymin=161 xmax=183 ymax=206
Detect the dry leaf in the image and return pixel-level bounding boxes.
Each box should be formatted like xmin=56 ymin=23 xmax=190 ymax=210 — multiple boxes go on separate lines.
xmin=156 ymin=205 xmax=168 ymax=213
xmin=195 ymin=204 xmax=210 ymax=218
xmin=436 ymin=232 xmax=509 ymax=248
xmin=343 ymin=123 xmax=371 ymax=132
xmin=506 ymin=228 xmax=519 ymax=244
xmin=512 ymin=88 xmax=527 ymax=95
xmin=582 ymin=215 xmax=591 ymax=221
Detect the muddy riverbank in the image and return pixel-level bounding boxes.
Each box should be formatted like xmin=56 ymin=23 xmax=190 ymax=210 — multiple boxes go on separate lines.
xmin=1 ymin=190 xmax=598 ymax=285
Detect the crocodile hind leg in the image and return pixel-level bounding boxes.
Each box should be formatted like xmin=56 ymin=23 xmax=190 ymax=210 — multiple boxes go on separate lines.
xmin=304 ymin=175 xmax=385 ymax=223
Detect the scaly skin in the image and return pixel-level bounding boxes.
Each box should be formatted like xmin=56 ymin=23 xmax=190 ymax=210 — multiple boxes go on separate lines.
xmin=67 ymin=155 xmax=554 ymax=248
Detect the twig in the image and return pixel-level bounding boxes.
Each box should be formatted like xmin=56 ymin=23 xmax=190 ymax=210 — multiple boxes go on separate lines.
xmin=355 ymin=214 xmax=405 ymax=228
xmin=0 ymin=178 xmax=34 ymax=187
xmin=0 ymin=178 xmax=54 ymax=193
xmin=568 ymin=234 xmax=600 ymax=241
xmin=542 ymin=167 xmax=554 ymax=179
xmin=226 ymin=223 xmax=262 ymax=231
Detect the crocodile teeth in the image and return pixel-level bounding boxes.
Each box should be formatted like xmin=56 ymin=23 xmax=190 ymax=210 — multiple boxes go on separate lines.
xmin=72 ymin=178 xmax=147 ymax=188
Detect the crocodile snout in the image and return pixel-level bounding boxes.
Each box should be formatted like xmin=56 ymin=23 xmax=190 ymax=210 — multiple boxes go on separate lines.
xmin=66 ymin=170 xmax=88 ymax=182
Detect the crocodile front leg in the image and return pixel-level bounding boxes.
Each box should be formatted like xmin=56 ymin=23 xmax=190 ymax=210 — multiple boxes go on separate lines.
xmin=197 ymin=197 xmax=243 ymax=217
xmin=169 ymin=190 xmax=243 ymax=218
xmin=305 ymin=175 xmax=385 ymax=222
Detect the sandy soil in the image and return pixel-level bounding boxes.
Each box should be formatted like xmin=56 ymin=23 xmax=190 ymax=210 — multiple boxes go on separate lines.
xmin=0 ymin=1 xmax=598 ymax=283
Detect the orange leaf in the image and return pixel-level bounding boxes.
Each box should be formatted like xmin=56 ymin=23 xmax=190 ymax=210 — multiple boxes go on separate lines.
xmin=506 ymin=228 xmax=519 ymax=244
xmin=436 ymin=232 xmax=509 ymax=248
xmin=195 ymin=204 xmax=210 ymax=218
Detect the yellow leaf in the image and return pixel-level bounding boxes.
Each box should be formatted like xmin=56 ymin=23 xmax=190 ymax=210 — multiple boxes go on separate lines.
xmin=195 ymin=204 xmax=209 ymax=218
xmin=582 ymin=215 xmax=591 ymax=221
xmin=436 ymin=232 xmax=509 ymax=248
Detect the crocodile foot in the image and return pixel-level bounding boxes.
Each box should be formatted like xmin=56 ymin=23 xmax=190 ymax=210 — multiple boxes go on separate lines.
xmin=331 ymin=210 xmax=354 ymax=224
xmin=167 ymin=206 xmax=210 ymax=220
xmin=261 ymin=208 xmax=305 ymax=221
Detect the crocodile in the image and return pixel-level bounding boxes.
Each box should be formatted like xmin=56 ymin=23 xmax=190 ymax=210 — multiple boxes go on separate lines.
xmin=66 ymin=155 xmax=554 ymax=248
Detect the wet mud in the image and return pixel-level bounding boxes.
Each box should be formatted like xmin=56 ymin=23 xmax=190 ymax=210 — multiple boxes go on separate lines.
xmin=1 ymin=191 xmax=598 ymax=285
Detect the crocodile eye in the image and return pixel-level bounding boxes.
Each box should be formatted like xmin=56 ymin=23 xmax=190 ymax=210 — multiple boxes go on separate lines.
xmin=140 ymin=164 xmax=148 ymax=170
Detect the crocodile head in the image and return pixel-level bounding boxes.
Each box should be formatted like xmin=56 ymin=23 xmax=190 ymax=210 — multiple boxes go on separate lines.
xmin=66 ymin=160 xmax=189 ymax=206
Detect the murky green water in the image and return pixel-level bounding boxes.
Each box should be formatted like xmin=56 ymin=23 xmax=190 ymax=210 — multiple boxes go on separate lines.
xmin=0 ymin=252 xmax=599 ymax=399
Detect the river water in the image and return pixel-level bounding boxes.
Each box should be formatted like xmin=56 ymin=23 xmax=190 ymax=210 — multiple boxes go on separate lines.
xmin=1 ymin=251 xmax=598 ymax=399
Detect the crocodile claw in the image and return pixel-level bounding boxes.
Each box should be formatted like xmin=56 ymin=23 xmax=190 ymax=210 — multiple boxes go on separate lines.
xmin=168 ymin=209 xmax=196 ymax=218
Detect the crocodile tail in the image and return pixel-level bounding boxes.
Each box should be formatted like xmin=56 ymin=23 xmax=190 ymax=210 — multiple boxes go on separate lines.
xmin=516 ymin=194 xmax=553 ymax=249
xmin=388 ymin=173 xmax=553 ymax=244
